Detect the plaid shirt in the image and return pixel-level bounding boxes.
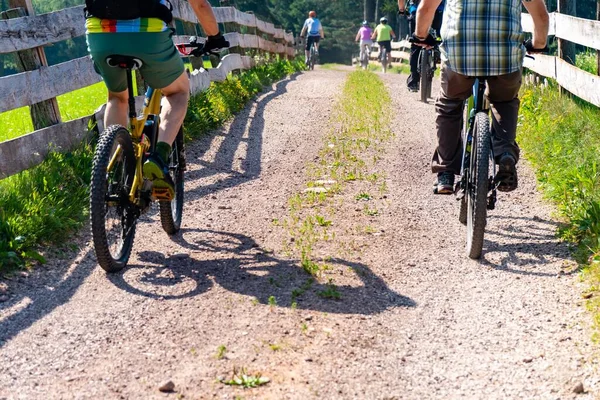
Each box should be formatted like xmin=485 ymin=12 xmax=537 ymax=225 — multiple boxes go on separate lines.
xmin=440 ymin=0 xmax=525 ymax=76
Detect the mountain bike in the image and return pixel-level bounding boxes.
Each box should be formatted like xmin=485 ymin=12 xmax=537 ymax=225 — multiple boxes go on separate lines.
xmin=456 ymin=78 xmax=495 ymax=259
xmin=379 ymin=45 xmax=388 ymax=73
xmin=307 ymin=38 xmax=319 ymax=70
xmin=456 ymin=43 xmax=546 ymax=259
xmin=90 ymin=39 xmax=214 ymax=273
xmin=417 ymin=36 xmax=441 ymax=103
xmin=359 ymin=43 xmax=371 ymax=69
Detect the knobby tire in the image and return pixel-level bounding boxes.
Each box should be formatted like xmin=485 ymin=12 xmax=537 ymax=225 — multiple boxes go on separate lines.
xmin=466 ymin=112 xmax=492 ymax=259
xmin=159 ymin=127 xmax=185 ymax=234
xmin=90 ymin=125 xmax=137 ymax=272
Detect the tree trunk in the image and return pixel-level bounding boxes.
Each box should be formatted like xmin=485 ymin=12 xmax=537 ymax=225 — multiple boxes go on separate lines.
xmin=364 ymin=0 xmax=375 ymax=23
xmin=374 ymin=0 xmax=380 ymax=23
xmin=597 ymin=0 xmax=600 ymax=75
xmin=557 ymin=0 xmax=576 ymax=65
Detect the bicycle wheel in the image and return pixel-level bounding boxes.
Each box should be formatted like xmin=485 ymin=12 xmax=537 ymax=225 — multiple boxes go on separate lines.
xmin=419 ymin=49 xmax=430 ymax=103
xmin=427 ymin=54 xmax=434 ymax=99
xmin=381 ymin=47 xmax=387 ymax=73
xmin=466 ymin=112 xmax=492 ymax=259
xmin=159 ymin=126 xmax=185 ymax=234
xmin=90 ymin=125 xmax=137 ymax=272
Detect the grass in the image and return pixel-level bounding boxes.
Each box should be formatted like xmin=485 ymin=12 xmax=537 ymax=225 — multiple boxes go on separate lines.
xmin=0 ymin=82 xmax=108 ymax=143
xmin=281 ymin=69 xmax=393 ymax=279
xmin=0 ymin=59 xmax=305 ymax=272
xmin=575 ymin=50 xmax=598 ymax=75
xmin=220 ymin=367 xmax=270 ymax=388
xmin=216 ymin=345 xmax=227 ymax=359
xmin=518 ymin=79 xmax=600 ymax=334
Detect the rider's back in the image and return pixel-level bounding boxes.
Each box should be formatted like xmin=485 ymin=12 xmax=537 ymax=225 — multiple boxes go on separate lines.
xmin=441 ymin=0 xmax=524 ymax=76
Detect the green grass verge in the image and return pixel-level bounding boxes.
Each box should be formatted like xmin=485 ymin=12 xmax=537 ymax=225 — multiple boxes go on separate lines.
xmin=0 ymin=58 xmax=304 ymax=272
xmin=518 ymin=80 xmax=600 ymax=331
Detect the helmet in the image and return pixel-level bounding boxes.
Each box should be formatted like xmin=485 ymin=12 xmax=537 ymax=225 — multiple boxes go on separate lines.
xmin=309 ymin=10 xmax=316 ymax=17
xmin=362 ymin=20 xmax=368 ymax=26
xmin=380 ymin=17 xmax=388 ymax=23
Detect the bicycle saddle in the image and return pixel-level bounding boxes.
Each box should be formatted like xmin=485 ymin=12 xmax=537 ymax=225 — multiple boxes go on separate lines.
xmin=105 ymin=55 xmax=143 ymax=70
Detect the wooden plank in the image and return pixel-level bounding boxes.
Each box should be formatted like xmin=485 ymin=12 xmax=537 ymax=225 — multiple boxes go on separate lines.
xmin=523 ymin=54 xmax=556 ymax=79
xmin=555 ymin=13 xmax=600 ymax=51
xmin=0 ymin=6 xmax=85 ymax=54
xmin=555 ymin=58 xmax=600 ymax=107
xmin=0 ymin=55 xmax=101 ymax=113
xmin=521 ymin=12 xmax=556 ymax=35
xmin=0 ymin=116 xmax=92 ymax=179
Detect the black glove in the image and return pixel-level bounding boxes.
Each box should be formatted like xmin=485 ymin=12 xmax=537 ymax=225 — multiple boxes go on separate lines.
xmin=409 ymin=32 xmax=437 ymax=47
xmin=398 ymin=9 xmax=409 ymax=16
xmin=523 ymin=39 xmax=548 ymax=54
xmin=204 ymin=32 xmax=230 ymax=52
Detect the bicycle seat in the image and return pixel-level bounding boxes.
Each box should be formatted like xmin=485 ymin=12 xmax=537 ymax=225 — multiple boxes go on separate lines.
xmin=105 ymin=55 xmax=143 ymax=70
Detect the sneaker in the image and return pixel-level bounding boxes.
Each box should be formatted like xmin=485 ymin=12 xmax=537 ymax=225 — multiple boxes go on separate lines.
xmin=434 ymin=171 xmax=454 ymax=194
xmin=495 ymin=152 xmax=518 ymax=192
xmin=143 ymin=153 xmax=175 ymax=200
xmin=407 ymin=84 xmax=418 ymax=92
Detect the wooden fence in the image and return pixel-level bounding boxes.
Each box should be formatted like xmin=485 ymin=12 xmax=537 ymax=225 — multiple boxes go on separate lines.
xmin=363 ymin=12 xmax=600 ymax=108
xmin=0 ymin=0 xmax=295 ymax=179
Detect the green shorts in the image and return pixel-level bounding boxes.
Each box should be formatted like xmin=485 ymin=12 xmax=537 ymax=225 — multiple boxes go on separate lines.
xmin=87 ymin=30 xmax=184 ymax=92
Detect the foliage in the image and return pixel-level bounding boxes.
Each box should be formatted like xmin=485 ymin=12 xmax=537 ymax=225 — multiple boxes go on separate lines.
xmin=0 ymin=59 xmax=303 ymax=273
xmin=220 ymin=367 xmax=270 ymax=388
xmin=576 ymin=50 xmax=598 ymax=75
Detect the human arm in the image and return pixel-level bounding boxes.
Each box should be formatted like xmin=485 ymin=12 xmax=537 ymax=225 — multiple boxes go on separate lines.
xmin=189 ymin=0 xmax=219 ymax=36
xmin=356 ymin=29 xmax=361 ymax=42
xmin=522 ymin=0 xmax=549 ymax=49
xmin=371 ymin=26 xmax=378 ymax=40
xmin=319 ymin=25 xmax=324 ymax=39
xmin=398 ymin=0 xmax=406 ymax=13
xmin=414 ymin=0 xmax=443 ymax=39
xmin=300 ymin=23 xmax=307 ymax=38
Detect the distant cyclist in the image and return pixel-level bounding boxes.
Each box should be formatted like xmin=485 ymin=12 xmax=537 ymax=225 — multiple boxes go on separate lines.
xmin=300 ymin=10 xmax=325 ymax=65
xmin=371 ymin=17 xmax=396 ymax=66
xmin=398 ymin=0 xmax=444 ymax=92
xmin=355 ymin=21 xmax=373 ymax=66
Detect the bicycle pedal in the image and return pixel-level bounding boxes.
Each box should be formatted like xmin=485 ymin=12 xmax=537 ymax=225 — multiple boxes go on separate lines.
xmin=152 ymin=188 xmax=174 ymax=201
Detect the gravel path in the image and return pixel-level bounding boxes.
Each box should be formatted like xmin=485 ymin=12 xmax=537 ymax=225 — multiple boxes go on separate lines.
xmin=0 ymin=67 xmax=598 ymax=400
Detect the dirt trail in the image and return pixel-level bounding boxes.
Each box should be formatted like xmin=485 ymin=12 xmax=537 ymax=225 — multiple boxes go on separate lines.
xmin=0 ymin=67 xmax=598 ymax=400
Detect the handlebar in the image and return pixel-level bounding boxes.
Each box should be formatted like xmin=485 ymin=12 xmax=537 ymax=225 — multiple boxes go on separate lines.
xmin=175 ymin=36 xmax=222 ymax=58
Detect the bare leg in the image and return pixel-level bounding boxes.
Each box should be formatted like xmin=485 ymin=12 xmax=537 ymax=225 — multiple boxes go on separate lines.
xmin=105 ymin=90 xmax=129 ymax=128
xmin=157 ymin=71 xmax=190 ymax=145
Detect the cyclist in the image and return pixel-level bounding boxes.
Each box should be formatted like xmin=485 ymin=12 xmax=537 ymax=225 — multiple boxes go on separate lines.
xmin=371 ymin=17 xmax=396 ymax=67
xmin=300 ymin=11 xmax=325 ymax=65
xmin=355 ymin=21 xmax=373 ymax=67
xmin=411 ymin=0 xmax=549 ymax=194
xmin=85 ymin=0 xmax=229 ymax=197
xmin=398 ymin=0 xmax=444 ymax=92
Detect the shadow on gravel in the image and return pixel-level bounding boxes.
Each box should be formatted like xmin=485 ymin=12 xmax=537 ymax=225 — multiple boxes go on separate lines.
xmin=0 ymin=248 xmax=97 ymax=348
xmin=478 ymin=215 xmax=577 ymax=277
xmin=182 ymin=74 xmax=299 ymax=202
xmin=107 ymin=228 xmax=415 ymax=314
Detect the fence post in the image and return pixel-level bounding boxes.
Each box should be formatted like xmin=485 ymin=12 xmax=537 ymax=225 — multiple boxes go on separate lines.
xmin=2 ymin=0 xmax=61 ymax=130
xmin=557 ymin=0 xmax=576 ymax=65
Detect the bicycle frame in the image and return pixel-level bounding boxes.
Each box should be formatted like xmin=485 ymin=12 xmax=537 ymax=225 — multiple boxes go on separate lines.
xmin=106 ymin=69 xmax=163 ymax=205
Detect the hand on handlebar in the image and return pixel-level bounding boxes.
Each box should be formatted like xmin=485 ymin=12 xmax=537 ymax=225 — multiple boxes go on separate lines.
xmin=523 ymin=39 xmax=548 ymax=54
xmin=409 ymin=33 xmax=438 ymax=48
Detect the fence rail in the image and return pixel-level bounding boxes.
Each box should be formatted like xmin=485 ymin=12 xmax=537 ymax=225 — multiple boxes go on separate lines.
xmin=0 ymin=0 xmax=295 ymax=179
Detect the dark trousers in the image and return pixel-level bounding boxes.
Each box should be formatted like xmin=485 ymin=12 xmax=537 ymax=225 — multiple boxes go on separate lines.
xmin=431 ymin=64 xmax=522 ymax=174
xmin=407 ymin=11 xmax=443 ymax=88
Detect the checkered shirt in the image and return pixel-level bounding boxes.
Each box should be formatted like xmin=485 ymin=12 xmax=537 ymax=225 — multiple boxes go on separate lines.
xmin=440 ymin=0 xmax=526 ymax=76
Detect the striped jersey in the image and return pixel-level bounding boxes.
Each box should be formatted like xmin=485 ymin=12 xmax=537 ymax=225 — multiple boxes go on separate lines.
xmin=440 ymin=0 xmax=525 ymax=76
xmin=85 ymin=0 xmax=170 ymax=33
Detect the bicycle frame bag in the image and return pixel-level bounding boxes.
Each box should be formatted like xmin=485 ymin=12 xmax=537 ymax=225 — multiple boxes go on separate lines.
xmin=85 ymin=0 xmax=173 ymax=23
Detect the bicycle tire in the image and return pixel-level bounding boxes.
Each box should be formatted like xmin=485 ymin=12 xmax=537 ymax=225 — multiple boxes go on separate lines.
xmin=159 ymin=126 xmax=185 ymax=234
xmin=427 ymin=56 xmax=434 ymax=99
xmin=420 ymin=49 xmax=430 ymax=103
xmin=90 ymin=125 xmax=137 ymax=272
xmin=381 ymin=47 xmax=387 ymax=73
xmin=466 ymin=112 xmax=492 ymax=259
